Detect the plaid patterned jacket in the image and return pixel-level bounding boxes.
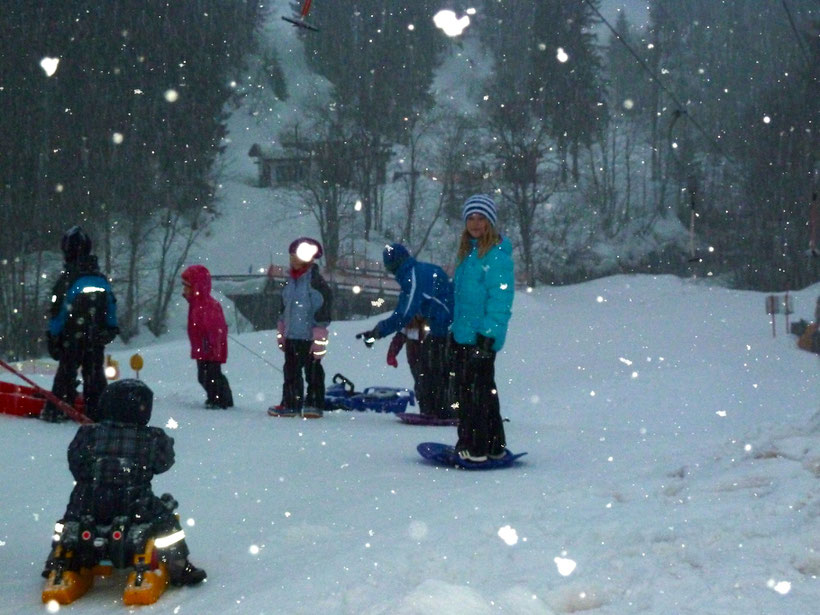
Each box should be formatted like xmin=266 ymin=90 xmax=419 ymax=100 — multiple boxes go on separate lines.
xmin=63 ymin=422 xmax=175 ymax=523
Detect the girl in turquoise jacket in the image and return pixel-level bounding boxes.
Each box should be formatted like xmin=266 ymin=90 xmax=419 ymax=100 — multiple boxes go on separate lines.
xmin=451 ymin=194 xmax=514 ymax=462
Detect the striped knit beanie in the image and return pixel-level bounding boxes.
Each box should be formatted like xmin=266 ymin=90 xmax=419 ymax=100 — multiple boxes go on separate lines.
xmin=462 ymin=194 xmax=497 ymax=227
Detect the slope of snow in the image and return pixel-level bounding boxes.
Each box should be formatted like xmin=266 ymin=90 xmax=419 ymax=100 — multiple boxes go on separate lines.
xmin=1 ymin=275 xmax=818 ymax=615
xmin=3 ymin=4 xmax=816 ymax=613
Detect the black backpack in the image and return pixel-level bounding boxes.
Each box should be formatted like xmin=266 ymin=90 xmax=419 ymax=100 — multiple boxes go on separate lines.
xmin=62 ymin=276 xmax=112 ymax=345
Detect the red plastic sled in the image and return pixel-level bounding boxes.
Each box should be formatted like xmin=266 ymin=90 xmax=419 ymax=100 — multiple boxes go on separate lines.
xmin=0 ymin=379 xmax=84 ymax=419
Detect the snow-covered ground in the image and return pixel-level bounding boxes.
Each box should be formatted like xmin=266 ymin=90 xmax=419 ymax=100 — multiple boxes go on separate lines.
xmin=1 ymin=275 xmax=818 ymax=615
xmin=3 ymin=3 xmax=817 ymax=613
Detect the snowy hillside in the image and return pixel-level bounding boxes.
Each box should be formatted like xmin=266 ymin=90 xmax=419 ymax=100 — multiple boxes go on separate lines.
xmin=188 ymin=0 xmax=668 ymax=280
xmin=1 ymin=275 xmax=818 ymax=615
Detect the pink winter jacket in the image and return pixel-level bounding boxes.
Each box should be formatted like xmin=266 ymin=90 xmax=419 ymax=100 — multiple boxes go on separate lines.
xmin=181 ymin=265 xmax=228 ymax=363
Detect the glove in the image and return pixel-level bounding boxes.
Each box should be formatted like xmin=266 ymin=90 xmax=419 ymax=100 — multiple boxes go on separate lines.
xmin=471 ymin=334 xmax=495 ymax=360
xmin=277 ymin=320 xmax=286 ymax=352
xmin=46 ymin=332 xmax=62 ymax=361
xmin=311 ymin=326 xmax=329 ymax=360
xmin=356 ymin=329 xmax=380 ymax=348
xmin=386 ymin=332 xmax=406 ymax=368
xmin=97 ymin=326 xmax=119 ymax=345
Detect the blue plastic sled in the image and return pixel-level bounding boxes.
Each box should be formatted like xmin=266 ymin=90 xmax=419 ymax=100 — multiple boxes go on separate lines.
xmin=325 ymin=373 xmax=415 ymax=413
xmin=417 ymin=442 xmax=527 ymax=470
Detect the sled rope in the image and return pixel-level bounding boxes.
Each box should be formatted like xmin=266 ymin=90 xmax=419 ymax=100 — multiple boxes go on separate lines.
xmin=0 ymin=358 xmax=91 ymax=423
xmin=228 ymin=335 xmax=283 ymax=373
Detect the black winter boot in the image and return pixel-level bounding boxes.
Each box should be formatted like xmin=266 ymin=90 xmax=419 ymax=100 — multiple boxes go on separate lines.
xmin=40 ymin=404 xmax=69 ymax=422
xmin=169 ymin=559 xmax=207 ymax=586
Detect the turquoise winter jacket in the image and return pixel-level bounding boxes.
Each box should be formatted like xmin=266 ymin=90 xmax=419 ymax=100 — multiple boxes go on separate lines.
xmin=451 ymin=236 xmax=514 ymax=351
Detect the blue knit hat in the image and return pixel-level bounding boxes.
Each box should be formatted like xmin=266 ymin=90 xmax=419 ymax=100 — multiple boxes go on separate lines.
xmin=383 ymin=243 xmax=410 ymax=274
xmin=462 ymin=194 xmax=497 ymax=227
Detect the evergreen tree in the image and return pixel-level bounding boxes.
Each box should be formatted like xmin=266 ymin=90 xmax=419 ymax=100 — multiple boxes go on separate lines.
xmin=528 ymin=0 xmax=608 ymax=181
xmin=300 ymin=1 xmax=447 ymax=238
xmin=0 ymin=0 xmax=263 ymax=353
xmin=645 ymin=0 xmax=817 ymax=288
xmin=605 ymin=12 xmax=651 ymax=121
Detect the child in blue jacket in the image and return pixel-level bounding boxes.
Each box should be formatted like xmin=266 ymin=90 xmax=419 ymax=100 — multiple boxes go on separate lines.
xmin=358 ymin=243 xmax=454 ymax=419
xmin=450 ymin=195 xmax=514 ymax=462
xmin=268 ymin=238 xmax=332 ymax=418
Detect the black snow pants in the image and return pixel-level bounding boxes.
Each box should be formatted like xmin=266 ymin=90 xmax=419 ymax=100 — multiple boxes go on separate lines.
xmin=45 ymin=342 xmax=106 ymax=421
xmin=197 ymin=360 xmax=233 ymax=408
xmin=451 ymin=341 xmax=506 ymax=457
xmin=410 ymin=335 xmax=453 ymax=419
xmin=281 ymin=339 xmax=325 ymax=410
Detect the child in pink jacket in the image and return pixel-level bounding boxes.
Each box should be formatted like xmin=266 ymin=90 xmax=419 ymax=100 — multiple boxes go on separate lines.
xmin=181 ymin=265 xmax=233 ymax=409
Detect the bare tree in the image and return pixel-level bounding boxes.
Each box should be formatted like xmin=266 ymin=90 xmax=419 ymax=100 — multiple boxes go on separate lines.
xmin=146 ymin=209 xmax=206 ymax=337
xmin=279 ymin=108 xmax=360 ymax=271
xmin=487 ymin=100 xmax=557 ymax=287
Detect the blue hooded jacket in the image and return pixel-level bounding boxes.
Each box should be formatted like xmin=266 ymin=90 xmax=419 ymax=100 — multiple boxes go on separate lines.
xmin=451 ymin=236 xmax=514 ymax=351
xmin=375 ymin=256 xmax=454 ymax=339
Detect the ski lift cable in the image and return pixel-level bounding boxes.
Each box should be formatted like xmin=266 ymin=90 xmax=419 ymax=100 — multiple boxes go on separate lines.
xmin=582 ymin=0 xmax=685 ymax=110
xmin=583 ymin=0 xmax=714 ymax=263
xmin=781 ymin=0 xmax=812 ymax=67
xmin=582 ymin=0 xmax=732 ymax=164
xmin=810 ymin=191 xmax=819 ymax=257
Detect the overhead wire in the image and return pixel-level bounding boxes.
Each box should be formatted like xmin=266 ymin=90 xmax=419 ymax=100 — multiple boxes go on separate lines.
xmin=587 ymin=0 xmax=817 ymax=265
xmin=581 ymin=0 xmax=732 ymax=162
xmin=781 ymin=0 xmax=812 ymax=67
xmin=581 ymin=0 xmax=724 ymax=263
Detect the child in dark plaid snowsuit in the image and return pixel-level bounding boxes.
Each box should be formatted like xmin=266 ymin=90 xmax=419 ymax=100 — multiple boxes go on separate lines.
xmin=43 ymin=379 xmax=206 ymax=586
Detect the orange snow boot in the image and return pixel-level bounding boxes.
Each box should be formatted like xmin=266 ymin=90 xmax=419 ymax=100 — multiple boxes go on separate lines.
xmin=122 ymin=539 xmax=169 ymax=606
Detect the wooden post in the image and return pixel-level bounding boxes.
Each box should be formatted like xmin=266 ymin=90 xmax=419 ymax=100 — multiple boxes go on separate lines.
xmin=783 ymin=291 xmax=793 ymax=335
xmin=765 ymin=295 xmax=780 ymax=337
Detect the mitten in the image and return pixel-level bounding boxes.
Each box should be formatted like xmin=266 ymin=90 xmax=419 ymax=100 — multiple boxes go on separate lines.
xmin=311 ymin=326 xmax=329 ymax=360
xmin=472 ymin=334 xmax=495 ymax=360
xmin=386 ymin=332 xmax=406 ymax=368
xmin=277 ymin=320 xmax=286 ymax=351
xmin=97 ymin=326 xmax=119 ymax=345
